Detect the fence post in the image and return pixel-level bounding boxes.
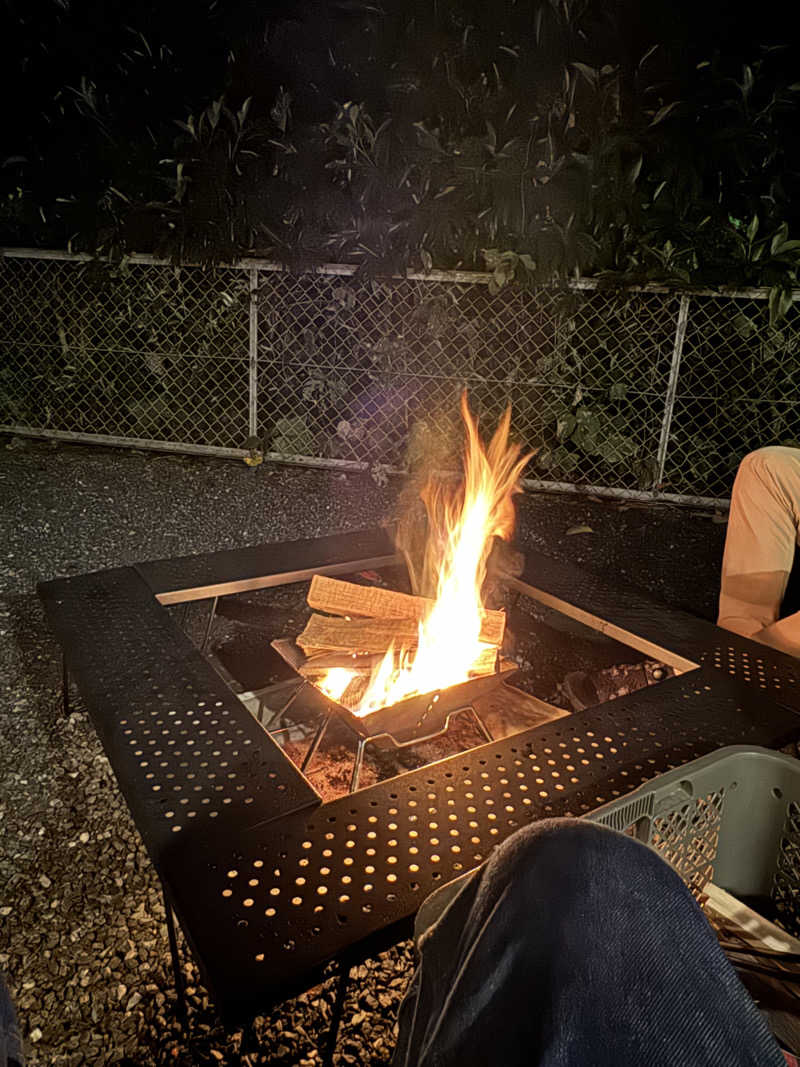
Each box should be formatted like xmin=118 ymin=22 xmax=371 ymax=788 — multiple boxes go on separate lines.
xmin=654 ymin=293 xmax=691 ymax=491
xmin=248 ymin=268 xmax=258 ymax=440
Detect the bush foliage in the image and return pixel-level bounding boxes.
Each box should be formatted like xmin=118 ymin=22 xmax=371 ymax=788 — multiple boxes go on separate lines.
xmin=3 ymin=1 xmax=800 ymax=493
xmin=3 ymin=0 xmax=800 ymax=305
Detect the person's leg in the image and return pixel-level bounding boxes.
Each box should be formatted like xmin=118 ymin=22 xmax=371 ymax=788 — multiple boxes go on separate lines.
xmin=718 ymin=446 xmax=800 ymax=656
xmin=393 ymin=819 xmax=784 ymax=1067
xmin=0 ymin=970 xmax=24 ymax=1067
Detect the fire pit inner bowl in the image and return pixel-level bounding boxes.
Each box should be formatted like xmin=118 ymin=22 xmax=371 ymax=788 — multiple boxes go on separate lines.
xmin=205 ymin=560 xmax=678 ymax=796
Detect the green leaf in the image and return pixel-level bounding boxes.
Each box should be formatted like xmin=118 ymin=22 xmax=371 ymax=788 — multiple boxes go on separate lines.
xmin=595 ymin=432 xmax=638 ymax=464
xmin=237 ymin=97 xmax=252 ymax=127
xmin=174 ymin=117 xmax=196 ymax=138
xmin=747 ymin=215 xmax=759 ymax=243
xmin=731 ymin=313 xmax=757 ymax=339
xmin=771 ymin=222 xmax=790 ymax=254
xmin=638 ymin=45 xmax=659 ymax=71
xmin=626 ymin=155 xmax=643 ymax=185
xmin=768 ymin=285 xmax=785 ymax=327
xmin=550 ymin=446 xmax=579 ymax=473
xmin=571 ymin=62 xmax=598 ymax=90
xmin=742 ymin=64 xmax=754 ymax=98
xmin=649 ymin=101 xmax=680 ymax=127
xmin=566 ymin=524 xmax=594 ymax=535
xmin=534 ymin=6 xmax=543 ymax=44
xmin=556 ymin=412 xmax=577 ymax=441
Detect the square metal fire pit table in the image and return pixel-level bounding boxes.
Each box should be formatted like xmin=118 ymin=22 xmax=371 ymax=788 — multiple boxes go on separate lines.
xmin=38 ymin=527 xmax=800 ymax=1028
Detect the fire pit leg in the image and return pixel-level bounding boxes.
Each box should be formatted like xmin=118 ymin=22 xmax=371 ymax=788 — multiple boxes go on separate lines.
xmin=300 ymin=711 xmax=331 ymax=774
xmin=62 ymin=655 xmax=71 ymax=717
xmin=322 ymin=962 xmax=350 ymax=1067
xmin=350 ymin=739 xmax=367 ymax=793
xmin=470 ymin=706 xmax=494 ymax=743
xmin=163 ymin=889 xmax=188 ymax=1024
xmin=200 ymin=596 xmax=219 ymax=654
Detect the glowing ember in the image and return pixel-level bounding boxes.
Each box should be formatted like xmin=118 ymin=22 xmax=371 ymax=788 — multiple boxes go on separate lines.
xmin=318 ymin=394 xmax=529 ymax=716
xmin=317 ymin=666 xmax=356 ymax=703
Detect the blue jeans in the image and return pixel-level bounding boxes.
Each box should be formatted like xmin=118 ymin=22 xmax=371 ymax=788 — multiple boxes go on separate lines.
xmin=0 ymin=970 xmax=22 ymax=1067
xmin=392 ymin=819 xmax=785 ymax=1067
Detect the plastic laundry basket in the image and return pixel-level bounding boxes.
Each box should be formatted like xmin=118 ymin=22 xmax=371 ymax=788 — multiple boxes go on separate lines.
xmin=589 ymin=745 xmax=800 ymax=936
xmin=415 ymin=745 xmax=800 ymax=944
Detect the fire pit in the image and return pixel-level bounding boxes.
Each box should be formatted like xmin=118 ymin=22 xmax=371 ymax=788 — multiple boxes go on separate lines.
xmin=240 ymin=399 xmax=561 ymax=795
xmin=269 ymin=633 xmax=515 ymax=791
xmin=37 ymin=520 xmax=800 ymax=1030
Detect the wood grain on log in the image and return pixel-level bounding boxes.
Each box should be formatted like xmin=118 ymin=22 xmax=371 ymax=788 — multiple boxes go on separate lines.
xmin=297 ymin=611 xmax=504 ymax=655
xmin=306 ymin=575 xmax=505 ymax=646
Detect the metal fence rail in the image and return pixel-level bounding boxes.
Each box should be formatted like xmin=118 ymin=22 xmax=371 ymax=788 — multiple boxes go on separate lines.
xmin=2 ymin=248 xmax=799 ymax=507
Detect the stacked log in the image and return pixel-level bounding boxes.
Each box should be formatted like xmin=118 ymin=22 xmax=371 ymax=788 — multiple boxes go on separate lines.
xmin=295 ymin=575 xmax=505 ymax=708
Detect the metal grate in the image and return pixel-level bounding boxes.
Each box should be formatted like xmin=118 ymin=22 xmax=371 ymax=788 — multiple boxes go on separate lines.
xmin=514 ymin=548 xmax=800 ymax=716
xmin=36 ymin=529 xmax=800 ymax=1022
xmin=5 ymin=249 xmax=800 ymax=506
xmin=702 ymin=641 xmax=800 ymax=703
xmin=38 ymin=567 xmax=319 ymax=856
xmin=160 ymin=667 xmax=800 ymax=1018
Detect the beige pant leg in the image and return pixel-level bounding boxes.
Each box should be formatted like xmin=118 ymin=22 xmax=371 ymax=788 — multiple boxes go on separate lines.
xmin=718 ymin=447 xmax=800 ymax=655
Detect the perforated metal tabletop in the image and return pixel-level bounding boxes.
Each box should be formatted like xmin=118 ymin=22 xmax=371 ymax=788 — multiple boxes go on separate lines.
xmin=38 ymin=529 xmax=800 ymax=1022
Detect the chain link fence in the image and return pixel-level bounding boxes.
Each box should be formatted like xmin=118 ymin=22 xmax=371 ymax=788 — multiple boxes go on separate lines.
xmin=2 ymin=248 xmax=799 ymax=506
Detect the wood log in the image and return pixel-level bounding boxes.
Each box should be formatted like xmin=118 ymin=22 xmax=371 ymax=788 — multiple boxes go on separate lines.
xmin=341 ymin=675 xmax=370 ymax=710
xmin=308 ymin=574 xmax=429 ymax=620
xmin=298 ymin=663 xmax=379 ymax=686
xmin=297 ymin=611 xmax=504 ymax=655
xmin=297 ymin=613 xmax=421 ymax=655
xmin=297 ymin=650 xmax=386 ymax=675
xmin=469 ymin=646 xmax=501 ymax=675
xmin=306 ymin=575 xmax=505 ymax=647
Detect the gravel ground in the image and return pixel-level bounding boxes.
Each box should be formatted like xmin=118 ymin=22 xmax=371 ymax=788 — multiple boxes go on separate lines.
xmin=0 ymin=436 xmax=731 ymax=1066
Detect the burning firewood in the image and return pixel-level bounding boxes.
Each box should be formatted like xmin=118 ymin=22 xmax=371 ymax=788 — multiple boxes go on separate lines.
xmin=296 ymin=604 xmax=505 ymax=655
xmin=303 ymin=575 xmax=506 ymax=647
xmin=307 ymin=574 xmax=430 ymax=621
xmin=292 ymin=395 xmax=530 ymax=717
xmin=297 ymin=613 xmax=421 ymax=655
xmin=297 ymin=649 xmax=385 ymax=673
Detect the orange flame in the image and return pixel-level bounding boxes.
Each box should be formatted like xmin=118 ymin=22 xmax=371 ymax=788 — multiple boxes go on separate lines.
xmin=322 ymin=394 xmax=529 ymax=716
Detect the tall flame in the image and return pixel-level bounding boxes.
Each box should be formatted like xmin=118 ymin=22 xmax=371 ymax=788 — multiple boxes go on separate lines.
xmin=323 ymin=394 xmax=529 ymax=716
